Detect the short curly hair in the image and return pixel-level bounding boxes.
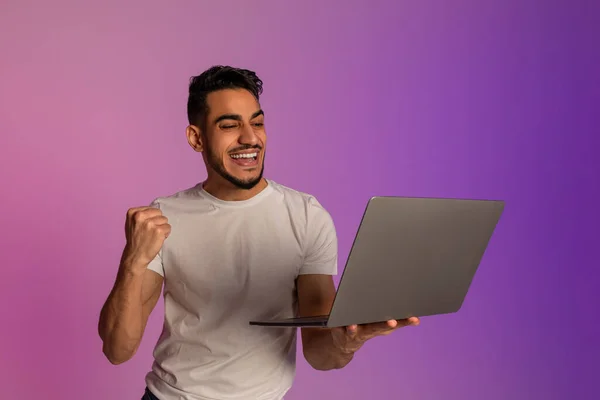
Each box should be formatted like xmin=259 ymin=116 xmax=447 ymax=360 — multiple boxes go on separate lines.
xmin=187 ymin=65 xmax=264 ymax=130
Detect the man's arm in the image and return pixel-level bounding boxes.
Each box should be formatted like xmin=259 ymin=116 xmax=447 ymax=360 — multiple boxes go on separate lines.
xmin=98 ymin=205 xmax=170 ymax=365
xmin=98 ymin=261 xmax=163 ymax=364
xmin=297 ymin=274 xmax=354 ymax=370
xmin=297 ymin=274 xmax=421 ymax=371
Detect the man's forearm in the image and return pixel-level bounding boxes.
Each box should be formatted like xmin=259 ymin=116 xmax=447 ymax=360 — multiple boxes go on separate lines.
xmin=98 ymin=262 xmax=146 ymax=364
xmin=302 ymin=329 xmax=357 ymax=371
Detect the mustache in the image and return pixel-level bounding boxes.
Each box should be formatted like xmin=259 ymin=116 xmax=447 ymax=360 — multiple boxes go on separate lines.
xmin=228 ymin=145 xmax=262 ymax=154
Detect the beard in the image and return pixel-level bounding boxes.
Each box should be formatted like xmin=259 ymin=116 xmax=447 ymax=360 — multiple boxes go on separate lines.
xmin=205 ymin=145 xmax=265 ymax=190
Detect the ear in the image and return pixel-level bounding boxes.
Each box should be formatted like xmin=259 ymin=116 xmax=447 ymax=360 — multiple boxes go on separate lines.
xmin=186 ymin=125 xmax=203 ymax=152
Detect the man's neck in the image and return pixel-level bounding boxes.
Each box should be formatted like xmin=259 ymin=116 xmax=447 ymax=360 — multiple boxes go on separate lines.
xmin=202 ymin=177 xmax=268 ymax=201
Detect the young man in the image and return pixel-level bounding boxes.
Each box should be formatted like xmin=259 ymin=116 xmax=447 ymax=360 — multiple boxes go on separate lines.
xmin=98 ymin=66 xmax=419 ymax=400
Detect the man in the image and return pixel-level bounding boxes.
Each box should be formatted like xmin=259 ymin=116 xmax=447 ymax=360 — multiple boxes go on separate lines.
xmin=98 ymin=65 xmax=419 ymax=400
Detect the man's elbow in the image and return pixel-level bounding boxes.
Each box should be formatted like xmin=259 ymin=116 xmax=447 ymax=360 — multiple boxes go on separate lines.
xmin=307 ymin=360 xmax=341 ymax=371
xmin=102 ymin=340 xmax=137 ymax=365
xmin=106 ymin=355 xmax=127 ymax=365
xmin=303 ymin=346 xmax=348 ymax=371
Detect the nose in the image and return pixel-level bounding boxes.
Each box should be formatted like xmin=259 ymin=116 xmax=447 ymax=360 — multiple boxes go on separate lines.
xmin=238 ymin=124 xmax=259 ymax=146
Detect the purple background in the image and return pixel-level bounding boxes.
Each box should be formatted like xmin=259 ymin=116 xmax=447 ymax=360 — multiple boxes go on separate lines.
xmin=1 ymin=1 xmax=598 ymax=399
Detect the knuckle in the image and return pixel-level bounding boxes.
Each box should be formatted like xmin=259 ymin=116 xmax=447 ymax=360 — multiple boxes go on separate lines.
xmin=127 ymin=208 xmax=137 ymax=218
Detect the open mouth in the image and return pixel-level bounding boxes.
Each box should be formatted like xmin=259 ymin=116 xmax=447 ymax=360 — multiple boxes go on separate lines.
xmin=230 ymin=152 xmax=258 ymax=161
xmin=229 ymin=151 xmax=259 ymax=167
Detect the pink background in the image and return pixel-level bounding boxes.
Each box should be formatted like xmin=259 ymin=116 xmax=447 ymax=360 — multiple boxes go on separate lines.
xmin=1 ymin=1 xmax=598 ymax=399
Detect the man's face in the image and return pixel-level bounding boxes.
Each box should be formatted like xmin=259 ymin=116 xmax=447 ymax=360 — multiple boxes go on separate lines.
xmin=198 ymin=88 xmax=267 ymax=190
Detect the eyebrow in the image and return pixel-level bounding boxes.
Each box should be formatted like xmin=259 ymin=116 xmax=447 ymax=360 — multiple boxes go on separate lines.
xmin=214 ymin=109 xmax=264 ymax=124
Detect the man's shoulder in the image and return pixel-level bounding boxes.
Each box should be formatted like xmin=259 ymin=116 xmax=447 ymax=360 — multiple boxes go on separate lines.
xmin=268 ymin=180 xmax=332 ymax=221
xmin=148 ymin=183 xmax=204 ymax=210
xmin=268 ymin=180 xmax=324 ymax=208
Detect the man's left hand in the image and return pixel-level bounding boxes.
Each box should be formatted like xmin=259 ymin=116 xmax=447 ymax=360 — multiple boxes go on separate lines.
xmin=331 ymin=317 xmax=420 ymax=354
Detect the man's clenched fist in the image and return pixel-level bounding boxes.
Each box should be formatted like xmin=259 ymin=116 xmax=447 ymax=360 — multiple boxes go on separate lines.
xmin=121 ymin=206 xmax=171 ymax=273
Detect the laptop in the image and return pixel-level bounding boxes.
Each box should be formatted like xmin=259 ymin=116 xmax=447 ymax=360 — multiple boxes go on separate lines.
xmin=249 ymin=196 xmax=505 ymax=328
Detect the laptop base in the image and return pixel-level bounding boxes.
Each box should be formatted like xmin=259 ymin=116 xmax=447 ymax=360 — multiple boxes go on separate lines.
xmin=249 ymin=315 xmax=330 ymax=327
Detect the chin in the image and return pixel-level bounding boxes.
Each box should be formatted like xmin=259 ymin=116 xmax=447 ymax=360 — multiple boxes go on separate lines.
xmin=209 ymin=153 xmax=265 ymax=190
xmin=233 ymin=177 xmax=262 ymax=190
xmin=223 ymin=168 xmax=264 ymax=190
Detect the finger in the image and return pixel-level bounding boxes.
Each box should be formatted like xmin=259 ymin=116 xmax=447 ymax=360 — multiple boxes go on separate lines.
xmin=147 ymin=215 xmax=169 ymax=226
xmin=127 ymin=206 xmax=154 ymax=218
xmin=157 ymin=223 xmax=172 ymax=237
xmin=356 ymin=321 xmax=395 ymax=339
xmin=353 ymin=318 xmax=418 ymax=341
xmin=135 ymin=208 xmax=163 ymax=222
xmin=371 ymin=320 xmax=396 ymax=331
xmin=396 ymin=317 xmax=420 ymax=327
xmin=345 ymin=325 xmax=358 ymax=339
xmin=127 ymin=206 xmax=148 ymax=215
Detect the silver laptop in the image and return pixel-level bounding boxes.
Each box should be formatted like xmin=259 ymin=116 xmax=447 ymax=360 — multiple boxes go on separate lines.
xmin=249 ymin=196 xmax=505 ymax=328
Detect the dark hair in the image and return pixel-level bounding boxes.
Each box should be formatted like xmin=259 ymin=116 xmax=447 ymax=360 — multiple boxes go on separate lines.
xmin=187 ymin=65 xmax=263 ymax=129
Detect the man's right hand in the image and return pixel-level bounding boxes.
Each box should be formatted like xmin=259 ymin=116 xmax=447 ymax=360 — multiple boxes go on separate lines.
xmin=122 ymin=206 xmax=171 ymax=273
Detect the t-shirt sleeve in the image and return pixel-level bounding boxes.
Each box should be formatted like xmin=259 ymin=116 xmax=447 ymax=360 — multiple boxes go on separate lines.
xmin=145 ymin=199 xmax=165 ymax=277
xmin=299 ymin=197 xmax=338 ymax=276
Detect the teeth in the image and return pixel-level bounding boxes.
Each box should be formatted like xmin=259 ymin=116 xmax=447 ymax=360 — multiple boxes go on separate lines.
xmin=231 ymin=152 xmax=258 ymax=159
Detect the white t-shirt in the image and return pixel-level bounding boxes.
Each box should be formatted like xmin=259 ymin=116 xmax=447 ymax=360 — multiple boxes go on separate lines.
xmin=144 ymin=179 xmax=338 ymax=400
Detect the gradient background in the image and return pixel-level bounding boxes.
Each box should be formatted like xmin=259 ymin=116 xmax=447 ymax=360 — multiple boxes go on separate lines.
xmin=1 ymin=1 xmax=598 ymax=399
